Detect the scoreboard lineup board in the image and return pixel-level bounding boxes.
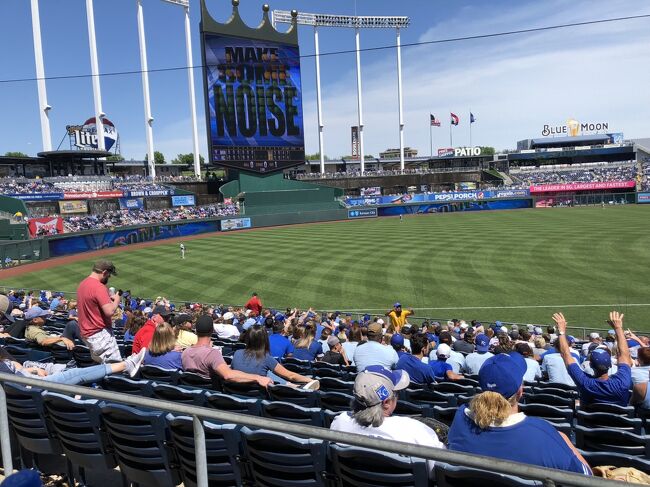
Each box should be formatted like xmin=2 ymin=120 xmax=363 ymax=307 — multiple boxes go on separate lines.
xmin=203 ymin=33 xmax=305 ymax=174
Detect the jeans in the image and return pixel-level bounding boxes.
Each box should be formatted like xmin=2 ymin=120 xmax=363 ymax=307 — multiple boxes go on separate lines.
xmin=35 ymin=364 xmax=112 ymax=385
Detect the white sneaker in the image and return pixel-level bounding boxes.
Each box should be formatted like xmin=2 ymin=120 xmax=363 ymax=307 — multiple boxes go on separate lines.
xmin=302 ymin=379 xmax=320 ymax=391
xmin=125 ymin=348 xmax=147 ymax=378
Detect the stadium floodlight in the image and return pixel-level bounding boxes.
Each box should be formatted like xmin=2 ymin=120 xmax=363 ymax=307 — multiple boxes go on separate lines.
xmin=161 ymin=0 xmax=201 ymax=177
xmin=85 ymin=0 xmax=106 ymax=152
xmin=274 ymin=10 xmax=410 ymax=173
xmin=136 ymin=0 xmax=156 ymax=178
xmin=30 ymin=0 xmax=52 ymax=152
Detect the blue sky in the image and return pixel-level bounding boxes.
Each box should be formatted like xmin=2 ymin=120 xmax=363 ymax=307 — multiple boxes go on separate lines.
xmin=1 ymin=0 xmax=649 ymax=161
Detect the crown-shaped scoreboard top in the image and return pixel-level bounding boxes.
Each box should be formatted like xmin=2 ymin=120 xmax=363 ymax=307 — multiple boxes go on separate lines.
xmin=201 ymin=0 xmax=299 ymax=45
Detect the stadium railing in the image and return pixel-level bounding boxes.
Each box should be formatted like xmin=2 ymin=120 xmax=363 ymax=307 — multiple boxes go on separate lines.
xmin=0 ymin=372 xmax=624 ymax=487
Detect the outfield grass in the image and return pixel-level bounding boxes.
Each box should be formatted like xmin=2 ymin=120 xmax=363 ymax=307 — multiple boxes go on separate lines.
xmin=3 ymin=205 xmax=650 ymax=331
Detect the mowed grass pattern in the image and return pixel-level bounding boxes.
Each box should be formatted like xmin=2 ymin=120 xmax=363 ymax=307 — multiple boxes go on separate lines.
xmin=3 ymin=205 xmax=650 ymax=330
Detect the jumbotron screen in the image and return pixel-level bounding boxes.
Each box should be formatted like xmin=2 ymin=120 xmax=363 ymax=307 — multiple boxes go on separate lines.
xmin=203 ymin=34 xmax=305 ymax=174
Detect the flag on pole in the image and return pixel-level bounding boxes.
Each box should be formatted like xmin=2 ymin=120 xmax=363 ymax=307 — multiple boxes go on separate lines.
xmin=430 ymin=114 xmax=441 ymax=127
xmin=470 ymin=112 xmax=476 ymax=123
xmin=450 ymin=112 xmax=460 ymax=125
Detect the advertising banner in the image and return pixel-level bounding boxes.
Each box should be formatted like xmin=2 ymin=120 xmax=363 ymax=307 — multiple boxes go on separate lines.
xmin=529 ymin=181 xmax=636 ymax=194
xmin=118 ymin=198 xmax=145 ymax=210
xmin=345 ymin=189 xmax=531 ymax=206
xmin=124 ymin=189 xmax=171 ymax=198
xmin=203 ymin=33 xmax=305 ymax=173
xmin=7 ymin=193 xmax=64 ymax=201
xmin=63 ymin=191 xmax=123 ymax=200
xmin=437 ymin=148 xmax=454 ymax=157
xmin=378 ymin=199 xmax=531 ymax=216
xmin=171 ymin=195 xmax=196 ymax=207
xmin=28 ymin=217 xmax=63 ymax=238
xmin=360 ymin=187 xmax=381 ymax=196
xmin=351 ymin=126 xmax=360 ymax=160
xmin=58 ymin=200 xmax=88 ymax=214
xmin=220 ymin=218 xmax=252 ymax=231
xmin=637 ymin=193 xmax=650 ymax=204
xmin=348 ymin=208 xmax=378 ymax=219
xmin=48 ymin=221 xmax=220 ymax=257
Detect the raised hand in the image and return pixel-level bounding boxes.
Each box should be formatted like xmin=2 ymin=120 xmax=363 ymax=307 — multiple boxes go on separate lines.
xmin=552 ymin=312 xmax=567 ymax=333
xmin=608 ymin=311 xmax=624 ymax=329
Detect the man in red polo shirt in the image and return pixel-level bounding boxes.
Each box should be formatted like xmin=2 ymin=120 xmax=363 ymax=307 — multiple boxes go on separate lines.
xmin=132 ymin=305 xmax=172 ymax=354
xmin=77 ymin=260 xmax=123 ymax=363
xmin=244 ymin=292 xmax=263 ymax=317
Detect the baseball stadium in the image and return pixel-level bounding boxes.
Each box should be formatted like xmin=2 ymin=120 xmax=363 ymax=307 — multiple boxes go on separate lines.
xmin=0 ymin=0 xmax=649 ymax=485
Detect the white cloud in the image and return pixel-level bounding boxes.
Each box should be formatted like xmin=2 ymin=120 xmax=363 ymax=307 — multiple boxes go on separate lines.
xmin=302 ymin=0 xmax=650 ymax=158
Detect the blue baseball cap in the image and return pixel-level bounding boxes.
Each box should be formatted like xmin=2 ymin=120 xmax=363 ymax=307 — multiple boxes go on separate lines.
xmin=242 ymin=318 xmax=257 ymax=330
xmin=394 ymin=302 xmax=401 ymax=308
xmin=390 ymin=334 xmax=405 ymax=348
xmin=275 ymin=313 xmax=285 ymax=322
xmin=479 ymin=353 xmax=527 ymax=398
xmin=589 ymin=348 xmax=612 ymax=370
xmin=475 ymin=333 xmax=490 ymax=352
xmin=24 ymin=306 xmax=50 ymax=320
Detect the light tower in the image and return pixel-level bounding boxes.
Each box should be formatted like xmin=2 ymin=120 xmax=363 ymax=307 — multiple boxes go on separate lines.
xmin=273 ymin=11 xmax=410 ymax=173
xmin=162 ymin=0 xmax=202 ymax=177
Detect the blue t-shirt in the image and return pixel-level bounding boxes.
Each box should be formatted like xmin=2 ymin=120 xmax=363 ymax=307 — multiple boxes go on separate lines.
xmin=293 ymin=341 xmax=323 ymax=361
xmin=568 ymin=362 xmax=632 ymax=407
xmin=353 ymin=341 xmax=399 ymax=372
xmin=231 ymin=349 xmax=279 ymax=376
xmin=396 ymin=354 xmax=436 ymax=384
xmin=449 ymin=405 xmax=589 ymax=474
xmin=144 ymin=350 xmax=182 ymax=370
xmin=269 ymin=333 xmax=294 ymax=358
xmin=429 ymin=359 xmax=452 ymax=380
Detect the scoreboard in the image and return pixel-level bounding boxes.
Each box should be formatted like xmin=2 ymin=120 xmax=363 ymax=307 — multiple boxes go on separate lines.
xmin=203 ymin=34 xmax=305 ymax=174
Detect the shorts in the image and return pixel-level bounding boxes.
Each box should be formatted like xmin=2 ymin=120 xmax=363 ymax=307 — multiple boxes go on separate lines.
xmin=83 ymin=329 xmax=122 ymax=364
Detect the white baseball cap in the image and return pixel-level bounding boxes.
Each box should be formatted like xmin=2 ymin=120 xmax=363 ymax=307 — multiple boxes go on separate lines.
xmin=436 ymin=343 xmax=452 ymax=358
xmin=589 ymin=332 xmax=601 ymax=340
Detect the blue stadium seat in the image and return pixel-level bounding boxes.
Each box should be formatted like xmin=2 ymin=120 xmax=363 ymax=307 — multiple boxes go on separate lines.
xmin=99 ymin=403 xmax=181 ymax=487
xmin=177 ymin=371 xmax=221 ymax=391
xmin=317 ymin=377 xmax=354 ymax=394
xmin=518 ymin=403 xmax=574 ymax=424
xmin=261 ymin=400 xmax=324 ymax=426
xmin=522 ymin=393 xmax=575 ymax=409
xmin=283 ymin=357 xmax=312 ymax=367
xmin=221 ymin=380 xmax=266 ymax=398
xmin=313 ymin=368 xmax=347 ymax=380
xmin=312 ymin=361 xmax=341 ymax=372
xmin=435 ymin=462 xmax=543 ymax=487
xmin=5 ymin=345 xmax=52 ymax=364
xmin=403 ymin=389 xmax=457 ymax=407
xmin=167 ymin=415 xmax=242 ymax=487
xmin=394 ymin=400 xmax=432 ymax=418
xmin=433 ymin=382 xmax=476 ymax=395
xmin=102 ymin=375 xmax=153 ymax=396
xmin=432 ymin=405 xmax=458 ymax=426
xmin=581 ymin=403 xmax=635 ymax=417
xmin=318 ymin=391 xmax=353 ymax=412
xmin=204 ymin=391 xmax=261 ymax=415
xmin=268 ymin=384 xmax=318 ymax=407
xmin=151 ymin=383 xmax=207 ymax=406
xmin=574 ymin=425 xmax=650 ymax=458
xmin=531 ymin=386 xmax=578 ymax=398
xmin=322 ymin=409 xmax=339 ymax=428
xmin=239 ymin=427 xmax=327 ymax=486
xmin=139 ymin=364 xmax=180 ymax=384
xmin=576 ymin=410 xmax=643 ymax=434
xmin=534 ymin=381 xmax=577 ymax=392
xmin=581 ymin=451 xmax=650 ymax=475
xmin=328 ymin=443 xmax=429 ymax=486
xmin=72 ymin=345 xmax=96 ymax=368
xmin=41 ymin=392 xmax=116 ymax=486
xmin=3 ymin=383 xmax=65 ymax=475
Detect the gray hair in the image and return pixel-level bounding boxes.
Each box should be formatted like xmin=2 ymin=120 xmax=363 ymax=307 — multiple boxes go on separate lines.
xmin=351 ymin=395 xmax=393 ymax=427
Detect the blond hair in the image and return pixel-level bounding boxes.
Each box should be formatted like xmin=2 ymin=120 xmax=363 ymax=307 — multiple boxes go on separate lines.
xmin=469 ymin=391 xmax=518 ymax=429
xmin=149 ymin=322 xmax=176 ymax=355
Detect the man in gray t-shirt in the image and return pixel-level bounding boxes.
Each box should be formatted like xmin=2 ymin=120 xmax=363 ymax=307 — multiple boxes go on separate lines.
xmin=353 ymin=322 xmax=398 ymax=371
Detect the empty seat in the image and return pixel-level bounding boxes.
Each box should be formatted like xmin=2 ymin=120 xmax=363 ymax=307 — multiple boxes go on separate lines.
xmin=317 ymin=377 xmax=354 ymax=394
xmin=178 ymin=371 xmax=220 ymax=391
xmin=518 ymin=403 xmax=574 ymax=425
xmin=403 ymin=389 xmax=457 ymax=407
xmin=221 ymin=380 xmax=266 ymax=398
xmin=261 ymin=400 xmax=324 ymax=426
xmin=435 ymin=462 xmax=542 ymax=487
xmin=205 ymin=391 xmax=261 ymax=415
xmin=100 ymin=403 xmax=181 ymax=487
xmin=139 ymin=365 xmax=179 ymax=384
xmin=5 ymin=345 xmax=52 ymax=365
xmin=151 ymin=383 xmax=206 ymax=406
xmin=102 ymin=376 xmax=153 ymax=396
xmin=41 ymin=392 xmax=116 ymax=486
xmin=313 ymin=368 xmax=347 ymax=380
xmin=522 ymin=393 xmax=575 ymax=409
xmin=433 ymin=382 xmax=476 ymax=395
xmin=581 ymin=403 xmax=635 ymax=417
xmin=239 ymin=427 xmax=327 ymax=486
xmin=581 ymin=451 xmax=650 ymax=475
xmin=432 ymin=405 xmax=458 ymax=426
xmin=72 ymin=345 xmax=96 ymax=368
xmin=268 ymin=384 xmax=318 ymax=407
xmin=574 ymin=425 xmax=650 ymax=458
xmin=318 ymin=391 xmax=353 ymax=412
xmin=328 ymin=443 xmax=429 ymax=486
xmin=394 ymin=400 xmax=431 ymax=418
xmin=576 ymin=410 xmax=643 ymax=434
xmin=167 ymin=415 xmax=242 ymax=487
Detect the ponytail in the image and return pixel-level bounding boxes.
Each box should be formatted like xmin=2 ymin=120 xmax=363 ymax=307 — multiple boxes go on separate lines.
xmin=469 ymin=391 xmax=517 ymax=429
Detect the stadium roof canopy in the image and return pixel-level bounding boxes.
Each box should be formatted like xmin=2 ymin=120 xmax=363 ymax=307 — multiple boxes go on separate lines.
xmin=530 ymin=135 xmax=611 ymax=149
xmin=37 ymin=150 xmax=112 ymax=159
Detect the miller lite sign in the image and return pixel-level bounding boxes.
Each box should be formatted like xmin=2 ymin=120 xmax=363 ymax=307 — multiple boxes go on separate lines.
xmin=67 ymin=117 xmax=118 ymax=151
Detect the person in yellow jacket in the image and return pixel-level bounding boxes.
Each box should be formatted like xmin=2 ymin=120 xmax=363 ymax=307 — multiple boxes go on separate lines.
xmin=385 ymin=302 xmax=414 ymax=332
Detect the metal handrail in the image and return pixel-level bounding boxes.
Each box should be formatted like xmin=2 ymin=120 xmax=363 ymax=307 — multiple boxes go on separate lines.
xmin=0 ymin=373 xmax=627 ymax=486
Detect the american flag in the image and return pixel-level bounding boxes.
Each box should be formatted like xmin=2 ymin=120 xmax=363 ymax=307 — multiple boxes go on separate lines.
xmin=430 ymin=114 xmax=441 ymax=127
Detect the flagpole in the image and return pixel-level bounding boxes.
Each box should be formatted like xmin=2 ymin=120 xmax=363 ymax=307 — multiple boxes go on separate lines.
xmin=469 ymin=109 xmax=472 ymax=148
xmin=430 ymin=122 xmax=433 ymax=158
xmin=449 ymin=111 xmax=453 ymax=147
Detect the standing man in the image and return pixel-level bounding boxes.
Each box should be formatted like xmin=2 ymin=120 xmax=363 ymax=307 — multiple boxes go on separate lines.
xmin=244 ymin=292 xmax=263 ymax=317
xmin=180 ymin=243 xmax=185 ymax=259
xmin=77 ymin=260 xmax=123 ymax=363
xmin=554 ymin=311 xmax=632 ymax=407
xmin=385 ymin=302 xmax=414 ymax=333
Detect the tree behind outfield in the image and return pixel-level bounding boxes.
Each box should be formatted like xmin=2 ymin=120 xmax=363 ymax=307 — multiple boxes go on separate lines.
xmin=171 ymin=153 xmax=205 ymax=165
xmin=4 ymin=151 xmax=29 ymax=158
xmin=144 ymin=151 xmax=166 ymax=164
